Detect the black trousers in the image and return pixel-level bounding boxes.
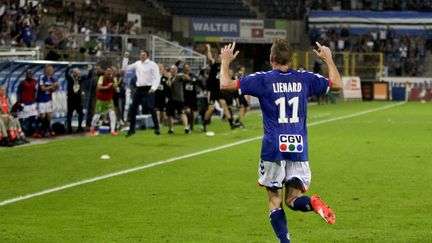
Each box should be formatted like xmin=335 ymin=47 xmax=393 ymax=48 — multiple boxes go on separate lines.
xmin=67 ymin=97 xmax=84 ymax=131
xmin=129 ymin=86 xmax=159 ymax=132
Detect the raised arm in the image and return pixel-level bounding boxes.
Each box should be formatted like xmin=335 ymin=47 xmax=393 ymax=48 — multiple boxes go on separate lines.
xmin=124 ymin=61 xmax=137 ymax=72
xmin=206 ymin=44 xmax=215 ymax=64
xmin=313 ymin=42 xmax=342 ymax=91
xmin=220 ymin=42 xmax=240 ymax=92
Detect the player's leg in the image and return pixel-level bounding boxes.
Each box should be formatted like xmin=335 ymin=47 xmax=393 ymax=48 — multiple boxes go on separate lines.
xmin=202 ymin=99 xmax=215 ymax=132
xmin=191 ymin=110 xmax=198 ymax=131
xmin=236 ymin=95 xmax=248 ymax=128
xmin=259 ymin=160 xmax=290 ymax=243
xmin=267 ymin=188 xmax=290 ymax=243
xmin=218 ymin=98 xmax=238 ymax=129
xmin=46 ymin=112 xmax=53 ymax=136
xmin=285 ymin=179 xmax=313 ymax=212
xmin=166 ymin=100 xmax=175 ymax=134
xmin=108 ymin=109 xmax=117 ymax=136
xmin=178 ymin=103 xmax=189 ymax=134
xmin=179 ymin=113 xmax=189 ymax=133
xmin=36 ymin=111 xmax=46 ymax=137
xmin=90 ymin=113 xmax=100 ymax=136
xmin=284 ymin=161 xmax=335 ymax=224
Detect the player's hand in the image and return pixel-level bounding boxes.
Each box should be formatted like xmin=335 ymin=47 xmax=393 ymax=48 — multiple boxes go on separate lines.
xmin=313 ymin=42 xmax=333 ymax=63
xmin=220 ymin=42 xmax=240 ymax=64
xmin=149 ymin=88 xmax=156 ymax=93
xmin=206 ymin=44 xmax=211 ymax=50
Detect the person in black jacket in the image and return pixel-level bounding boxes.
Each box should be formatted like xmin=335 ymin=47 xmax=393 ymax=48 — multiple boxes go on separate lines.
xmin=85 ymin=64 xmax=104 ymax=128
xmin=65 ymin=65 xmax=84 ymax=133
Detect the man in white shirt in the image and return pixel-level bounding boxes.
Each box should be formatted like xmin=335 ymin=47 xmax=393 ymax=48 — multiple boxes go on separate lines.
xmin=124 ymin=50 xmax=161 ymax=137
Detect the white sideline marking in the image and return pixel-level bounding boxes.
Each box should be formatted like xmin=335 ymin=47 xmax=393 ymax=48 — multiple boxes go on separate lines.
xmin=0 ymin=102 xmax=405 ymax=206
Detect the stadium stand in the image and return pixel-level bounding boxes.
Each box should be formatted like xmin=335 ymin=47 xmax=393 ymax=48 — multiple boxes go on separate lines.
xmin=251 ymin=0 xmax=306 ymax=19
xmin=307 ymin=0 xmax=432 ymax=11
xmin=158 ymin=0 xmax=257 ymax=18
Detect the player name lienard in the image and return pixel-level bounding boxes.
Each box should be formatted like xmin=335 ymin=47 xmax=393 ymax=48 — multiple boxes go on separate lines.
xmin=272 ymin=82 xmax=302 ymax=93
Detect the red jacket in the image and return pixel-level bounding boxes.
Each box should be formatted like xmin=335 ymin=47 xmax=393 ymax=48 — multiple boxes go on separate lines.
xmin=0 ymin=96 xmax=7 ymax=112
xmin=19 ymin=79 xmax=37 ymax=104
xmin=96 ymin=76 xmax=116 ymax=101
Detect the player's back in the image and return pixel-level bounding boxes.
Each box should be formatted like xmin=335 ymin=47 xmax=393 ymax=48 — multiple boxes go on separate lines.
xmin=239 ymin=69 xmax=329 ymax=161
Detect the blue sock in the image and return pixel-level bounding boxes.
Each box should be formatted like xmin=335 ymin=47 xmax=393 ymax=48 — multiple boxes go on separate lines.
xmin=269 ymin=208 xmax=290 ymax=243
xmin=291 ymin=196 xmax=313 ymax=212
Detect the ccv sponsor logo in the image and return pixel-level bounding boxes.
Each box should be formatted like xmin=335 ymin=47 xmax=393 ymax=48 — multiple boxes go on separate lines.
xmin=279 ymin=134 xmax=303 ymax=153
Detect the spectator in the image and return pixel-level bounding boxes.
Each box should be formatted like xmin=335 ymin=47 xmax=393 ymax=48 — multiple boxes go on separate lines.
xmin=45 ymin=30 xmax=59 ymax=60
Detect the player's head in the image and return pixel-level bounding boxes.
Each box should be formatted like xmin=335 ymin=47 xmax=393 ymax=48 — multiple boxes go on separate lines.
xmin=45 ymin=64 xmax=54 ymax=76
xmin=158 ymin=63 xmax=165 ymax=73
xmin=105 ymin=67 xmax=113 ymax=78
xmin=0 ymin=86 xmax=4 ymax=97
xmin=183 ymin=63 xmax=190 ymax=74
xmin=26 ymin=69 xmax=32 ymax=79
xmin=270 ymin=39 xmax=292 ymax=67
xmin=236 ymin=65 xmax=245 ymax=77
xmin=140 ymin=50 xmax=149 ymax=62
xmin=73 ymin=68 xmax=81 ymax=77
xmin=169 ymin=65 xmax=178 ymax=76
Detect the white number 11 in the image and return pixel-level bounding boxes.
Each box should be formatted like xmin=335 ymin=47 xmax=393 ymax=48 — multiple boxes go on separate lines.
xmin=275 ymin=96 xmax=299 ymax=124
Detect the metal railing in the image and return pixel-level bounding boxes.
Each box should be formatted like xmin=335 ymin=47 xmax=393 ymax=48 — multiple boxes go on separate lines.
xmin=151 ymin=35 xmax=206 ymax=73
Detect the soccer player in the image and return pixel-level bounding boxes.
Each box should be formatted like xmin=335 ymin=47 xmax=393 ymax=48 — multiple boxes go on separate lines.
xmin=16 ymin=69 xmax=38 ymax=136
xmin=155 ymin=63 xmax=170 ymax=126
xmin=89 ymin=67 xmax=118 ymax=136
xmin=36 ymin=64 xmax=59 ymax=137
xmin=166 ymin=65 xmax=190 ymax=134
xmin=233 ymin=65 xmax=249 ymax=128
xmin=219 ymin=40 xmax=342 ymax=243
xmin=0 ymin=86 xmax=28 ymax=145
xmin=202 ymin=44 xmax=238 ymax=132
xmin=182 ymin=63 xmax=205 ymax=131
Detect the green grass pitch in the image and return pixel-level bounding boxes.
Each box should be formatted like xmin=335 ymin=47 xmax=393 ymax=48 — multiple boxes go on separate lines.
xmin=1 ymin=102 xmax=431 ymax=242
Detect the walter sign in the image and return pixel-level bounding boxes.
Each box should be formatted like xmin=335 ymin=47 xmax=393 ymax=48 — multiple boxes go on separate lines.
xmin=190 ymin=18 xmax=239 ymax=37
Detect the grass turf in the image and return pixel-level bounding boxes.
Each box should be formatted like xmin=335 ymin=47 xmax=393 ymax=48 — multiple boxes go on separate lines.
xmin=0 ymin=101 xmax=431 ymax=242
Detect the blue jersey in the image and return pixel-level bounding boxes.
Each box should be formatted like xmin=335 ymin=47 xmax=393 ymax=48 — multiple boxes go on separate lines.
xmin=37 ymin=74 xmax=58 ymax=103
xmin=238 ymin=69 xmax=330 ymax=162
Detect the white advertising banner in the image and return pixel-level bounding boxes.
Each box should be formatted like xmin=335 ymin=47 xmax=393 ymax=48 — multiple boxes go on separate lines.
xmin=264 ymin=29 xmax=287 ymax=39
xmin=240 ymin=19 xmax=264 ymax=38
xmin=342 ymin=76 xmax=362 ymax=99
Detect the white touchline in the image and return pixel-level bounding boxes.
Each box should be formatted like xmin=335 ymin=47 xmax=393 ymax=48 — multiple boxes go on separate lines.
xmin=0 ymin=102 xmax=406 ymax=206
